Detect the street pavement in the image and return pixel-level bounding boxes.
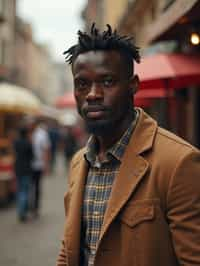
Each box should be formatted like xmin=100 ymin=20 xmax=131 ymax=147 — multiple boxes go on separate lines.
xmin=0 ymin=153 xmax=68 ymax=266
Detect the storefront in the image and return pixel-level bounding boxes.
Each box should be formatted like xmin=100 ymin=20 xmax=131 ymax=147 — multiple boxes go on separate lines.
xmin=118 ymin=0 xmax=200 ymax=147
xmin=135 ymin=52 xmax=200 ymax=144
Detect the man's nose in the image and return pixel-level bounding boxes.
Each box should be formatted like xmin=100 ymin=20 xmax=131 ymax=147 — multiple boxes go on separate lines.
xmin=86 ymin=83 xmax=103 ymax=101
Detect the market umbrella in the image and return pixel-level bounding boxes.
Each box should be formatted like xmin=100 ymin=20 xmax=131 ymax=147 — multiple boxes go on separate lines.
xmin=38 ymin=105 xmax=60 ymax=120
xmin=0 ymin=82 xmax=42 ymax=114
xmin=55 ymin=91 xmax=76 ymax=108
xmin=58 ymin=110 xmax=78 ymax=126
xmin=135 ymin=53 xmax=200 ymax=90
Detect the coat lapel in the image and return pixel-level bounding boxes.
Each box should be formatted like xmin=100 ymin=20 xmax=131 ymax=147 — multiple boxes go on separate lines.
xmin=99 ymin=108 xmax=157 ymax=244
xmin=64 ymin=150 xmax=88 ymax=266
xmin=99 ymin=151 xmax=149 ymax=243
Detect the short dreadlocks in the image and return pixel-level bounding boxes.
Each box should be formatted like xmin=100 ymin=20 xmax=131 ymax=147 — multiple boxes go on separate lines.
xmin=64 ymin=23 xmax=140 ymax=77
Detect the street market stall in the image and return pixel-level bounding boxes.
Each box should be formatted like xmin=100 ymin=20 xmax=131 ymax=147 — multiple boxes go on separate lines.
xmin=0 ymin=82 xmax=42 ymax=205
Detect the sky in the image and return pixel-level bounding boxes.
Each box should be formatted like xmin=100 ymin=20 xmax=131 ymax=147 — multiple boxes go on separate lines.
xmin=18 ymin=0 xmax=86 ymax=62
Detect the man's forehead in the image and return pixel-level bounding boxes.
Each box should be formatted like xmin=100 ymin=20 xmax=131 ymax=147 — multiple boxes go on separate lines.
xmin=72 ymin=50 xmax=122 ymax=71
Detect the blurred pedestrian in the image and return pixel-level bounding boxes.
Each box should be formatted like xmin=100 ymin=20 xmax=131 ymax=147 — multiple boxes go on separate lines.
xmin=62 ymin=126 xmax=78 ymax=165
xmin=30 ymin=119 xmax=50 ymax=217
xmin=47 ymin=120 xmax=60 ymax=173
xmin=13 ymin=126 xmax=33 ymax=222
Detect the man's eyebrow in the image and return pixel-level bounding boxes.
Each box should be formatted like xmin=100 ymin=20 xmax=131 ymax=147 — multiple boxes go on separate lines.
xmin=98 ymin=72 xmax=116 ymax=77
xmin=74 ymin=74 xmax=88 ymax=79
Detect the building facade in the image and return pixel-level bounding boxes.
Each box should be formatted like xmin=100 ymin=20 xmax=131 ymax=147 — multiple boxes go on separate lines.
xmin=14 ymin=17 xmax=67 ymax=105
xmin=0 ymin=0 xmax=16 ymax=80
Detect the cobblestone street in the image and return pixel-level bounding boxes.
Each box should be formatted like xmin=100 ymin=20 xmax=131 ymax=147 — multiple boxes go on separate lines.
xmin=0 ymin=153 xmax=68 ymax=266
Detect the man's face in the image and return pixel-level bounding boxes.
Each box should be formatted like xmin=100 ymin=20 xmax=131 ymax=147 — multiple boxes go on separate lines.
xmin=72 ymin=50 xmax=136 ymax=136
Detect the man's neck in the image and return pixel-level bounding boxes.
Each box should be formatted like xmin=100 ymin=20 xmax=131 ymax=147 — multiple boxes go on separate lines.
xmin=96 ymin=110 xmax=136 ymax=160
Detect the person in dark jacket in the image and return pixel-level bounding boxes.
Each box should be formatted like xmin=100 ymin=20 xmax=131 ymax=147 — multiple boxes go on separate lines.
xmin=63 ymin=126 xmax=78 ymax=163
xmin=14 ymin=126 xmax=33 ymax=222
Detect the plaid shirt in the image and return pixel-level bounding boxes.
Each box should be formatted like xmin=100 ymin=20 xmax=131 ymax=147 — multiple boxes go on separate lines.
xmin=81 ymin=110 xmax=139 ymax=266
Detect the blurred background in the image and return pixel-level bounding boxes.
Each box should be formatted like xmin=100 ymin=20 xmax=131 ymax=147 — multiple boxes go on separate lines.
xmin=0 ymin=0 xmax=200 ymax=265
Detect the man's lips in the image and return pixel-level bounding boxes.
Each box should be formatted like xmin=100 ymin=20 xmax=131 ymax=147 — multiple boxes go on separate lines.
xmin=86 ymin=110 xmax=106 ymax=119
xmin=84 ymin=106 xmax=108 ymax=119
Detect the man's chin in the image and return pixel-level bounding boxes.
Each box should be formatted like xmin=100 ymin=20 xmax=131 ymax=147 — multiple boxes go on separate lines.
xmin=85 ymin=119 xmax=114 ymax=136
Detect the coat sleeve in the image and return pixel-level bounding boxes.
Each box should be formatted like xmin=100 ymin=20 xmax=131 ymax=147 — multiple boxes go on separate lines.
xmin=167 ymin=149 xmax=200 ymax=265
xmin=56 ymin=165 xmax=72 ymax=266
xmin=56 ymin=149 xmax=85 ymax=266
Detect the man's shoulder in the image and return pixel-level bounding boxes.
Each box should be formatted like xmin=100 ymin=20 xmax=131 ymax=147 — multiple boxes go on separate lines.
xmin=150 ymin=126 xmax=200 ymax=167
xmin=156 ymin=126 xmax=198 ymax=153
xmin=66 ymin=147 xmax=87 ymax=185
xmin=137 ymin=108 xmax=197 ymax=153
xmin=70 ymin=147 xmax=87 ymax=167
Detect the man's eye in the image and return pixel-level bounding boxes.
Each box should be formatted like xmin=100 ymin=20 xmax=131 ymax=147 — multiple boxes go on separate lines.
xmin=102 ymin=78 xmax=114 ymax=87
xmin=76 ymin=80 xmax=88 ymax=90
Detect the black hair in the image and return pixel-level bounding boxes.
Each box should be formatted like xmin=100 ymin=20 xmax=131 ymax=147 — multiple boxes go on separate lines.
xmin=63 ymin=23 xmax=140 ymax=77
xmin=19 ymin=127 xmax=28 ymax=138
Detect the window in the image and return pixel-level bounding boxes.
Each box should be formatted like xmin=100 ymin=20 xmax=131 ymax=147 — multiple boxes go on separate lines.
xmin=0 ymin=40 xmax=3 ymax=64
xmin=0 ymin=39 xmax=6 ymax=65
xmin=0 ymin=0 xmax=4 ymax=19
xmin=4 ymin=0 xmax=10 ymax=21
xmin=0 ymin=0 xmax=3 ymax=13
xmin=0 ymin=39 xmax=11 ymax=67
xmin=1 ymin=0 xmax=15 ymax=22
xmin=1 ymin=39 xmax=6 ymax=65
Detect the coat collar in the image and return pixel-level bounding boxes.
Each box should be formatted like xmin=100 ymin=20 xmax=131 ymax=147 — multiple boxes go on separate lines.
xmin=130 ymin=107 xmax=157 ymax=155
xmin=65 ymin=108 xmax=157 ymax=266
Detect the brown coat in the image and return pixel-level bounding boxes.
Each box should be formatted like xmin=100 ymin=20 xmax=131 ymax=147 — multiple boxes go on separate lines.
xmin=57 ymin=109 xmax=200 ymax=266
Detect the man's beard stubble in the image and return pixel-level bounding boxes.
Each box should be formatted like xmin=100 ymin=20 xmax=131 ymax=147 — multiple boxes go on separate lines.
xmin=78 ymin=102 xmax=134 ymax=137
xmin=84 ymin=118 xmax=116 ymax=136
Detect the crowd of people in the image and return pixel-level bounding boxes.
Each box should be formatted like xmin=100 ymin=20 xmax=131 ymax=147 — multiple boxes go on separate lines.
xmin=13 ymin=117 xmax=79 ymax=222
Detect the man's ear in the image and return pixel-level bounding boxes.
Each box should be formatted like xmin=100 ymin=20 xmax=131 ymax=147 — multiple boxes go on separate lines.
xmin=129 ymin=75 xmax=139 ymax=95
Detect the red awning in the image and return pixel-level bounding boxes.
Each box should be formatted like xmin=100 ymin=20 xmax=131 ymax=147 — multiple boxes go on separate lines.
xmin=135 ymin=53 xmax=200 ymax=89
xmin=134 ymin=88 xmax=167 ymax=108
xmin=135 ymin=88 xmax=167 ymax=98
xmin=55 ymin=91 xmax=76 ymax=108
xmin=134 ymin=98 xmax=152 ymax=108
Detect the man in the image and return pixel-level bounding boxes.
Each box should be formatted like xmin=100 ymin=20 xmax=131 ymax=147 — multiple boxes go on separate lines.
xmin=14 ymin=126 xmax=33 ymax=222
xmin=30 ymin=118 xmax=50 ymax=217
xmin=48 ymin=120 xmax=60 ymax=173
xmin=57 ymin=24 xmax=200 ymax=266
xmin=62 ymin=125 xmax=78 ymax=164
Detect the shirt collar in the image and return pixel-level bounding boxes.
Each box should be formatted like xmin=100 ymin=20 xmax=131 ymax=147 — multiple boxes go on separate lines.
xmin=84 ymin=109 xmax=139 ymax=166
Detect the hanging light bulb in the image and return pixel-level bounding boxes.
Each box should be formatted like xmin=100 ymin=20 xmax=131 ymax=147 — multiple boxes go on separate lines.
xmin=190 ymin=32 xmax=200 ymax=45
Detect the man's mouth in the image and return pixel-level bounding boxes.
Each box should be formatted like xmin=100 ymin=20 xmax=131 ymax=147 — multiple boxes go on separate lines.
xmin=84 ymin=106 xmax=108 ymax=119
xmin=86 ymin=110 xmax=106 ymax=119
